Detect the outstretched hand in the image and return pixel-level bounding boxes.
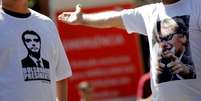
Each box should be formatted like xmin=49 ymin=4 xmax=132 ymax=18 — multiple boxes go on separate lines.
xmin=58 ymin=4 xmax=83 ymax=25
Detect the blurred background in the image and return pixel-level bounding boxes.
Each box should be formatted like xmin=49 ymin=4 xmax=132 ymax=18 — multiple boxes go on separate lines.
xmin=28 ymin=0 xmax=160 ymax=101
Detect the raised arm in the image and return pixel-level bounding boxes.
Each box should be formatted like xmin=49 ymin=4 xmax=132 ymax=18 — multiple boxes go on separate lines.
xmin=58 ymin=5 xmax=125 ymax=29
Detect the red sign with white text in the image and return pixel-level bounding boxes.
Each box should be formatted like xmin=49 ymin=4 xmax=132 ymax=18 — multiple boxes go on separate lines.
xmin=56 ymin=3 xmax=144 ymax=101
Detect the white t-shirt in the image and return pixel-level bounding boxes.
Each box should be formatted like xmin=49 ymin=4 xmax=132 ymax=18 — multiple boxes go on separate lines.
xmin=0 ymin=8 xmax=72 ymax=101
xmin=121 ymin=0 xmax=201 ymax=101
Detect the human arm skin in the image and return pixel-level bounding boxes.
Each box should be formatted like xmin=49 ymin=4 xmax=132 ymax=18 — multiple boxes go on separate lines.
xmin=58 ymin=5 xmax=125 ymax=29
xmin=56 ymin=78 xmax=68 ymax=101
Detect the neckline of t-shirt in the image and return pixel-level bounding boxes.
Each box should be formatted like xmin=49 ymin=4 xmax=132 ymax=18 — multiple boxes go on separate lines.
xmin=2 ymin=8 xmax=31 ymax=18
xmin=0 ymin=8 xmax=34 ymax=20
xmin=161 ymin=0 xmax=185 ymax=8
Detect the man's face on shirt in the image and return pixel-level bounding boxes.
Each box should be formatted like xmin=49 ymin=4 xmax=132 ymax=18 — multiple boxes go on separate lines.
xmin=158 ymin=18 xmax=187 ymax=54
xmin=159 ymin=27 xmax=186 ymax=54
xmin=24 ymin=34 xmax=40 ymax=53
xmin=159 ymin=24 xmax=176 ymax=53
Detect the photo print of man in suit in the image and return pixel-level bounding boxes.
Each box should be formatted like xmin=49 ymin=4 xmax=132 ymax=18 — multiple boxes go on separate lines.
xmin=153 ymin=16 xmax=196 ymax=83
xmin=21 ymin=30 xmax=50 ymax=83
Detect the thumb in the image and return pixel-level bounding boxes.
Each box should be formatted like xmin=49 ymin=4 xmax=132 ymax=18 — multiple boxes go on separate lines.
xmin=75 ymin=4 xmax=82 ymax=13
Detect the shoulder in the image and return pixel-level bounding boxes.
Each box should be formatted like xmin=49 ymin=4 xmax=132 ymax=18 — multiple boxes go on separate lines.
xmin=21 ymin=56 xmax=32 ymax=63
xmin=121 ymin=3 xmax=160 ymax=16
xmin=21 ymin=56 xmax=35 ymax=67
xmin=30 ymin=9 xmax=57 ymax=30
xmin=30 ymin=9 xmax=54 ymax=24
xmin=137 ymin=3 xmax=160 ymax=11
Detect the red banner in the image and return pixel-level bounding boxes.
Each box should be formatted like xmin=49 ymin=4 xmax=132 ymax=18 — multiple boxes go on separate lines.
xmin=56 ymin=3 xmax=144 ymax=101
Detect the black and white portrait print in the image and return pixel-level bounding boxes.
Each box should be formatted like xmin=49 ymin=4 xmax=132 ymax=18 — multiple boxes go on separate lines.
xmin=152 ymin=15 xmax=196 ymax=84
xmin=21 ymin=30 xmax=50 ymax=83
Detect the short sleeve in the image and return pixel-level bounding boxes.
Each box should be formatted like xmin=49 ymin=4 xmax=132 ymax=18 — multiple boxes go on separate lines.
xmin=121 ymin=7 xmax=147 ymax=35
xmin=55 ymin=37 xmax=72 ymax=81
xmin=52 ymin=23 xmax=72 ymax=81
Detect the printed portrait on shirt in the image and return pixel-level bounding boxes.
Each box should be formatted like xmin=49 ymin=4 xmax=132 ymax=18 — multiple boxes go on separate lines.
xmin=152 ymin=15 xmax=196 ymax=83
xmin=21 ymin=30 xmax=50 ymax=83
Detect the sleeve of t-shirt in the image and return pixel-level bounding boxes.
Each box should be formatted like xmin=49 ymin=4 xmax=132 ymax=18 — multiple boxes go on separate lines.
xmin=120 ymin=5 xmax=150 ymax=36
xmin=55 ymin=35 xmax=72 ymax=81
xmin=51 ymin=22 xmax=72 ymax=81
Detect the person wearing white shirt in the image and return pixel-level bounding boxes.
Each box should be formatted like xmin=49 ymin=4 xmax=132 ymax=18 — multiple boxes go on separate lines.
xmin=58 ymin=0 xmax=201 ymax=101
xmin=0 ymin=0 xmax=72 ymax=101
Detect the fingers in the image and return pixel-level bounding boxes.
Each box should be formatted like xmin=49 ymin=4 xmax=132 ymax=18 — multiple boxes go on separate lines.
xmin=57 ymin=4 xmax=81 ymax=22
xmin=167 ymin=61 xmax=174 ymax=68
xmin=171 ymin=61 xmax=189 ymax=74
xmin=57 ymin=4 xmax=83 ymax=24
xmin=156 ymin=62 xmax=165 ymax=75
xmin=162 ymin=51 xmax=177 ymax=61
xmin=62 ymin=12 xmax=73 ymax=16
xmin=58 ymin=12 xmax=72 ymax=22
xmin=171 ymin=63 xmax=182 ymax=74
xmin=75 ymin=4 xmax=82 ymax=13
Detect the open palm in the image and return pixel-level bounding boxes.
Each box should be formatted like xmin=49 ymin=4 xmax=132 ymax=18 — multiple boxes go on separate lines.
xmin=58 ymin=5 xmax=83 ymax=25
